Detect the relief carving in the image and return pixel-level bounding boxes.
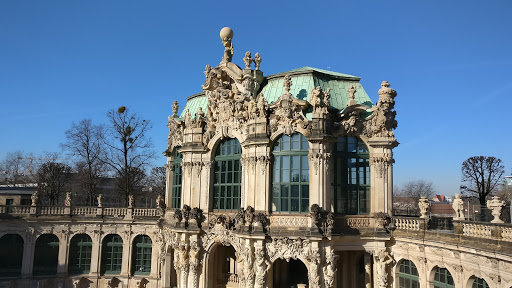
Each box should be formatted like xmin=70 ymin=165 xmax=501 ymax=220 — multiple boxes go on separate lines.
xmin=269 ymin=75 xmax=311 ymax=136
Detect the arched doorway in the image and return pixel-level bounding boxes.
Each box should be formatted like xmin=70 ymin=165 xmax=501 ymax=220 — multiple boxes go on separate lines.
xmin=207 ymin=244 xmax=238 ymax=288
xmin=272 ymin=259 xmax=308 ymax=287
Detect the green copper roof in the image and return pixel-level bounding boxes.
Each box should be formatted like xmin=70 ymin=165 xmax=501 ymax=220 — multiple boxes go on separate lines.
xmin=267 ymin=66 xmax=361 ymax=81
xmin=180 ymin=92 xmax=207 ymax=118
xmin=181 ymin=67 xmax=374 ymax=119
xmin=260 ymin=67 xmax=373 ymax=111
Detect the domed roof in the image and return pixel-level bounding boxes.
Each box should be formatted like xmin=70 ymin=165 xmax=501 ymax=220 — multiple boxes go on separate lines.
xmin=180 ymin=66 xmax=373 ymax=119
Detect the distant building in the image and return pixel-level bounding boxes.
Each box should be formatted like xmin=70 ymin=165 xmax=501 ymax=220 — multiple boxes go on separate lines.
xmin=0 ymin=187 xmax=34 ymax=206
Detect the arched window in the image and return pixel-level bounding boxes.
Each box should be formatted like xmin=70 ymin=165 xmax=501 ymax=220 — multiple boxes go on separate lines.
xmin=68 ymin=234 xmax=93 ymax=275
xmin=333 ymin=137 xmax=370 ymax=214
xmin=171 ymin=147 xmax=183 ymax=209
xmin=0 ymin=234 xmax=24 ymax=277
xmin=33 ymin=234 xmax=59 ymax=276
xmin=132 ymin=235 xmax=152 ymax=275
xmin=472 ymin=277 xmax=489 ymax=288
xmin=101 ymin=234 xmax=123 ymax=275
xmin=433 ymin=267 xmax=454 ymax=288
xmin=397 ymin=259 xmax=420 ymax=288
xmin=272 ymin=134 xmax=309 ymax=213
xmin=213 ymin=138 xmax=242 ymax=211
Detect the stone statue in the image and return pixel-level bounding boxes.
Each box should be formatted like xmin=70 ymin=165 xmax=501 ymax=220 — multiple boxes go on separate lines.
xmin=309 ymin=204 xmax=322 ymax=227
xmin=326 ymin=211 xmax=335 ymax=234
xmin=347 ymin=85 xmax=357 ymax=106
xmin=64 ymin=192 xmax=72 ymax=207
xmin=156 ymin=195 xmax=165 ymax=209
xmin=243 ymin=51 xmax=253 ymax=69
xmin=323 ymin=88 xmax=331 ymax=112
xmin=374 ymin=250 xmax=393 ymax=288
xmin=245 ymin=206 xmax=255 ymax=225
xmin=487 ymin=196 xmax=505 ymax=223
xmin=311 ymin=86 xmax=323 ymax=113
xmin=128 ymin=195 xmax=134 ymax=208
xmin=254 ymin=53 xmax=262 ymax=70
xmin=172 ymin=100 xmax=179 ymax=116
xmin=256 ymin=95 xmax=267 ymax=118
xmin=246 ymin=97 xmax=257 ymax=119
xmin=323 ymin=250 xmax=339 ymax=288
xmin=418 ymin=197 xmax=430 ymax=218
xmin=97 ymin=194 xmax=103 ymax=208
xmin=254 ymin=247 xmax=270 ymax=287
xmin=220 ymin=27 xmax=234 ymax=63
xmin=196 ymin=107 xmax=205 ymax=121
xmin=184 ymin=109 xmax=192 ymax=127
xmin=31 ymin=191 xmax=39 ymax=207
xmin=452 ymin=194 xmax=464 ymax=220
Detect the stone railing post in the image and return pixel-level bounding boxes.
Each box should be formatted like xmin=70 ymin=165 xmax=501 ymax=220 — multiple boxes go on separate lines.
xmin=453 ymin=220 xmax=463 ymax=235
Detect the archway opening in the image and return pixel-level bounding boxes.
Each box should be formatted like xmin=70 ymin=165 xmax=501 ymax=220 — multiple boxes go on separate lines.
xmin=208 ymin=244 xmax=238 ymax=288
xmin=272 ymin=258 xmax=308 ymax=287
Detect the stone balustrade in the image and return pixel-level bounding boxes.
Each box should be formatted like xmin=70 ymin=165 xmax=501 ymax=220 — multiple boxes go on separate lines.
xmin=0 ymin=204 xmax=160 ymax=218
xmin=393 ymin=217 xmax=422 ymax=230
xmin=391 ymin=215 xmax=512 ymax=243
xmin=462 ymin=222 xmax=493 ymax=239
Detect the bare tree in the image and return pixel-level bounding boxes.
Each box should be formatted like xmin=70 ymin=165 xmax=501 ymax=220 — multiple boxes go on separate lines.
xmin=146 ymin=166 xmax=166 ymax=200
xmin=460 ymin=156 xmax=504 ymax=206
xmin=61 ymin=119 xmax=106 ymax=206
xmin=103 ymin=106 xmax=155 ymax=205
xmin=36 ymin=160 xmax=72 ymax=205
xmin=394 ymin=180 xmax=436 ymax=211
xmin=0 ymin=151 xmax=29 ymax=186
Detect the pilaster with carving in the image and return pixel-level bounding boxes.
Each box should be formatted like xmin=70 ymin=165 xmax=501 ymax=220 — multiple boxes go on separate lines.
xmin=374 ymin=249 xmax=393 ymax=288
xmin=323 ymin=249 xmax=339 ymax=288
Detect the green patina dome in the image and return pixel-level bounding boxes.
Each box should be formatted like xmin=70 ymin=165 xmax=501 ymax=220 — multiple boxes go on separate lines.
xmin=180 ymin=66 xmax=373 ymax=119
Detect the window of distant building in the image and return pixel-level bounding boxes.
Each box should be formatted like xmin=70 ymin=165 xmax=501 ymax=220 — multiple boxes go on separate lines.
xmin=33 ymin=234 xmax=59 ymax=276
xmin=171 ymin=147 xmax=183 ymax=209
xmin=397 ymin=259 xmax=420 ymax=288
xmin=272 ymin=133 xmax=309 ymax=213
xmin=101 ymin=234 xmax=123 ymax=275
xmin=132 ymin=235 xmax=152 ymax=275
xmin=213 ymin=138 xmax=242 ymax=211
xmin=333 ymin=137 xmax=370 ymax=214
xmin=433 ymin=267 xmax=454 ymax=288
xmin=68 ymin=234 xmax=93 ymax=275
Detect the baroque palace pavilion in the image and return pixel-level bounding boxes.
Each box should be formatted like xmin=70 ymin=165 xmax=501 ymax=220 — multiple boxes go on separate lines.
xmin=0 ymin=27 xmax=511 ymax=288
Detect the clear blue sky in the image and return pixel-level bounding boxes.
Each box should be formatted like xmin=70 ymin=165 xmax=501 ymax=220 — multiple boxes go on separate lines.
xmin=1 ymin=1 xmax=511 ymax=196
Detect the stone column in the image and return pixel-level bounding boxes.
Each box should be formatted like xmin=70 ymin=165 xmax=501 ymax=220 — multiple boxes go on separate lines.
xmin=89 ymin=230 xmax=102 ymax=278
xmin=120 ymin=231 xmax=132 ymax=278
xmin=368 ymin=141 xmax=395 ymax=214
xmin=187 ymin=235 xmax=201 ymax=288
xmin=307 ymin=241 xmax=321 ymax=288
xmin=21 ymin=231 xmax=35 ymax=278
xmin=165 ymin=160 xmax=174 ymax=209
xmin=364 ymin=252 xmax=372 ymax=288
xmin=373 ymin=250 xmax=393 ymax=288
xmin=56 ymin=230 xmax=70 ymax=276
xmin=161 ymin=253 xmax=172 ymax=288
xmin=254 ymin=240 xmax=269 ymax=288
xmin=342 ymin=252 xmax=350 ymax=288
xmin=322 ymin=248 xmax=339 ymax=288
